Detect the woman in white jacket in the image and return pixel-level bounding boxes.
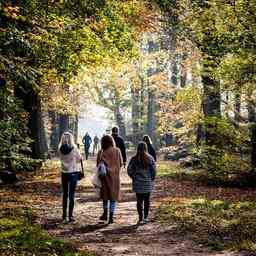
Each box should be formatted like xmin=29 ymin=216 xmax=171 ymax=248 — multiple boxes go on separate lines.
xmin=58 ymin=132 xmax=82 ymax=222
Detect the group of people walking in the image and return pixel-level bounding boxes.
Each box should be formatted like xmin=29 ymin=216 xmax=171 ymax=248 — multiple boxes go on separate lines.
xmin=58 ymin=127 xmax=156 ymax=225
xmin=82 ymin=133 xmax=100 ymax=159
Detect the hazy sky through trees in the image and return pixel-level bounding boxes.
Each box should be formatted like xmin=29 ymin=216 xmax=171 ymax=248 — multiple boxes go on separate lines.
xmin=78 ymin=104 xmax=113 ymax=143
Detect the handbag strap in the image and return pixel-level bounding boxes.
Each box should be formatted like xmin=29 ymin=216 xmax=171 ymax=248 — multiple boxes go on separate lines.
xmin=98 ymin=150 xmax=107 ymax=167
xmin=99 ymin=150 xmax=103 ymax=163
xmin=80 ymin=159 xmax=84 ymax=173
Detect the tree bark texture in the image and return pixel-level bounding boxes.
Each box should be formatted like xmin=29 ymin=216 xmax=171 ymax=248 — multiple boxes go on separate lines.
xmin=15 ymin=87 xmax=48 ymax=159
xmin=59 ymin=114 xmax=69 ymax=140
xmin=147 ymin=89 xmax=156 ymax=144
xmin=247 ymin=102 xmax=256 ymax=170
xmin=131 ymin=86 xmax=141 ymax=144
xmin=171 ymin=58 xmax=179 ymax=87
xmin=234 ymin=93 xmax=241 ymax=122
xmin=202 ymin=61 xmax=221 ymax=145
xmin=115 ymin=104 xmax=126 ymax=139
xmin=49 ymin=111 xmax=60 ymax=150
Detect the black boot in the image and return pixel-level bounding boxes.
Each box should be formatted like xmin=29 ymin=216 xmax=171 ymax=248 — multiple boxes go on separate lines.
xmin=99 ymin=209 xmax=108 ymax=221
xmin=68 ymin=216 xmax=75 ymax=222
xmin=108 ymin=212 xmax=114 ymax=224
xmin=62 ymin=208 xmax=67 ymax=221
xmin=62 ymin=213 xmax=66 ymax=221
xmin=62 ymin=199 xmax=67 ymax=221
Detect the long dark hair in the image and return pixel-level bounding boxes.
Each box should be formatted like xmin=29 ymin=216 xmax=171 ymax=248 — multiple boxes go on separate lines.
xmin=134 ymin=142 xmax=151 ymax=169
xmin=101 ymin=135 xmax=115 ymax=151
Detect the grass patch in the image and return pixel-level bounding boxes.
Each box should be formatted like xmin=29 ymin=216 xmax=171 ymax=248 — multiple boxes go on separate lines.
xmin=0 ymin=209 xmax=94 ymax=256
xmin=158 ymin=198 xmax=256 ymax=251
xmin=157 ymin=161 xmax=205 ymax=181
xmin=157 ymin=161 xmax=256 ymax=188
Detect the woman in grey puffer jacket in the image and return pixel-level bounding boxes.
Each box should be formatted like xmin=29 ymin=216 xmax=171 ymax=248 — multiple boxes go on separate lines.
xmin=127 ymin=142 xmax=156 ymax=224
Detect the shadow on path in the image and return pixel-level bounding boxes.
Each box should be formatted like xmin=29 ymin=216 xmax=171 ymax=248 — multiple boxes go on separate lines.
xmin=21 ymin=158 xmax=246 ymax=256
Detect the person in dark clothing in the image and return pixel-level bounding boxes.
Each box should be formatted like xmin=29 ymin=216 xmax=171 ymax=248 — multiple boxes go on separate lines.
xmin=111 ymin=127 xmax=127 ymax=166
xmin=82 ymin=132 xmax=92 ymax=160
xmin=143 ymin=135 xmax=157 ymax=161
xmin=127 ymin=142 xmax=156 ymax=225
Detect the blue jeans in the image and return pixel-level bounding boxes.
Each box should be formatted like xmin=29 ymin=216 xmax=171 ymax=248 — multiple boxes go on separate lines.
xmin=103 ymin=200 xmax=116 ymax=214
xmin=61 ymin=172 xmax=78 ymax=218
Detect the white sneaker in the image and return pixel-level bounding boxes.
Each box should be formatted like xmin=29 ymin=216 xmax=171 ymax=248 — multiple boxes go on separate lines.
xmin=137 ymin=220 xmax=144 ymax=225
xmin=143 ymin=218 xmax=149 ymax=224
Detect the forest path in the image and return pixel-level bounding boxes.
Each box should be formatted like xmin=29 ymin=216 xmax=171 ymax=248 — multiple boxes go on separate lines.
xmin=0 ymin=158 xmax=248 ymax=256
xmin=32 ymin=157 xmax=242 ymax=256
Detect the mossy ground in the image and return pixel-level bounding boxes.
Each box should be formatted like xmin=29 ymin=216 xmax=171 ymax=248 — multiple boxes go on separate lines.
xmin=157 ymin=162 xmax=256 ymax=252
xmin=0 ymin=160 xmax=95 ymax=256
xmin=0 ymin=209 xmax=95 ymax=256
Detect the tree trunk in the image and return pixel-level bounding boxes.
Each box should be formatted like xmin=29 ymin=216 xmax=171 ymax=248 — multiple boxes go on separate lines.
xmin=180 ymin=53 xmax=188 ymax=88
xmin=171 ymin=58 xmax=179 ymax=87
xmin=59 ymin=114 xmax=69 ymax=141
xmin=29 ymin=92 xmax=48 ymax=159
xmin=147 ymin=88 xmax=156 ymax=143
xmin=247 ymin=102 xmax=256 ymax=170
xmin=67 ymin=115 xmax=78 ymax=143
xmin=1 ymin=79 xmax=14 ymax=170
xmin=73 ymin=115 xmax=79 ymax=143
xmin=131 ymin=85 xmax=141 ymax=144
xmin=202 ymin=61 xmax=221 ymax=145
xmin=49 ymin=111 xmax=60 ymax=151
xmin=139 ymin=74 xmax=146 ymax=135
xmin=49 ymin=112 xmax=78 ymax=149
xmin=115 ymin=104 xmax=126 ymax=139
xmin=15 ymin=87 xmax=48 ymax=159
xmin=234 ymin=92 xmax=241 ymax=122
xmin=180 ymin=67 xmax=187 ymax=88
xmin=196 ymin=123 xmax=204 ymax=146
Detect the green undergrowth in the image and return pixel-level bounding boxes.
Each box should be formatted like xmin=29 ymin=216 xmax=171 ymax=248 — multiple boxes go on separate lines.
xmin=0 ymin=209 xmax=94 ymax=256
xmin=12 ymin=157 xmax=43 ymax=172
xmin=157 ymin=161 xmax=256 ymax=188
xmin=158 ymin=198 xmax=256 ymax=252
xmin=157 ymin=162 xmax=205 ymax=181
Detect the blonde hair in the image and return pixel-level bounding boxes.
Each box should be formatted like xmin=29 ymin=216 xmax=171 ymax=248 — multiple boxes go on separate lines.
xmin=58 ymin=132 xmax=76 ymax=149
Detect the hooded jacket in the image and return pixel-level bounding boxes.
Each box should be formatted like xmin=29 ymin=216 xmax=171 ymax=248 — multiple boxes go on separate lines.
xmin=59 ymin=144 xmax=82 ymax=173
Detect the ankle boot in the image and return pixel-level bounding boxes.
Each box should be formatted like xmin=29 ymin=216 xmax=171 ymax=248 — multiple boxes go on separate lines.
xmin=108 ymin=212 xmax=114 ymax=224
xmin=62 ymin=210 xmax=67 ymax=221
xmin=99 ymin=209 xmax=108 ymax=221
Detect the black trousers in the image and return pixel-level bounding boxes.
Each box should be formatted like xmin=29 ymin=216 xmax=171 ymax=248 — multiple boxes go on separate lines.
xmin=136 ymin=193 xmax=151 ymax=221
xmin=84 ymin=147 xmax=90 ymax=160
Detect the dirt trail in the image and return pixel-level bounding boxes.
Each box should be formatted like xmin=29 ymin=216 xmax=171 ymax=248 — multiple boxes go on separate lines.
xmin=33 ymin=157 xmax=243 ymax=256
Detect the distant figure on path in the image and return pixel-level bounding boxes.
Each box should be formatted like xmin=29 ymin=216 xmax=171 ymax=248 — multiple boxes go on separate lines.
xmin=127 ymin=142 xmax=156 ymax=225
xmin=97 ymin=135 xmax=123 ymax=224
xmin=111 ymin=127 xmax=127 ymax=167
xmin=82 ymin=132 xmax=92 ymax=160
xmin=58 ymin=132 xmax=82 ymax=222
xmin=93 ymin=135 xmax=100 ymax=156
xmin=143 ymin=135 xmax=157 ymax=161
xmin=164 ymin=132 xmax=173 ymax=146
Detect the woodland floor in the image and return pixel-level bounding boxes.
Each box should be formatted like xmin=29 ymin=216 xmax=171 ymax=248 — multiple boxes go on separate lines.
xmin=1 ymin=156 xmax=256 ymax=256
